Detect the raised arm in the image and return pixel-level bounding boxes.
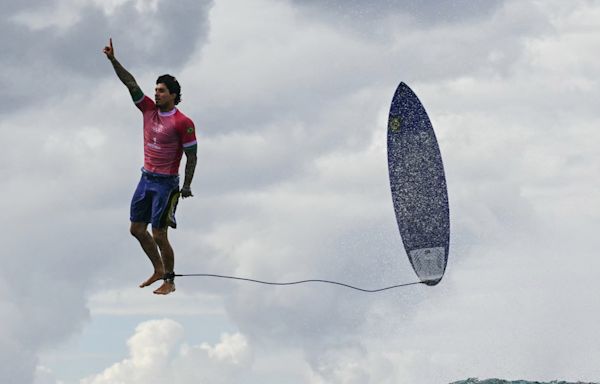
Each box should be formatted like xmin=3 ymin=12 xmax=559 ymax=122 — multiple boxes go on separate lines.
xmin=103 ymin=38 xmax=142 ymax=98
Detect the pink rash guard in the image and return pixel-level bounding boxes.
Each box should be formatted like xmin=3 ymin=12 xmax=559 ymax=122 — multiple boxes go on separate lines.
xmin=134 ymin=95 xmax=197 ymax=175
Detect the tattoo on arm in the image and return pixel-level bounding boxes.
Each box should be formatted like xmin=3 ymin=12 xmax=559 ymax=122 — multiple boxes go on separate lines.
xmin=109 ymin=57 xmax=139 ymax=93
xmin=183 ymin=150 xmax=197 ymax=189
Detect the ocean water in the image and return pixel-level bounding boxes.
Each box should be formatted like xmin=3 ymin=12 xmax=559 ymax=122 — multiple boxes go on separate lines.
xmin=451 ymin=379 xmax=598 ymax=384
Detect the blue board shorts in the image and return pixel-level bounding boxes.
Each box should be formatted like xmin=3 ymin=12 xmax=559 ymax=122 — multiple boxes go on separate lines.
xmin=130 ymin=170 xmax=180 ymax=229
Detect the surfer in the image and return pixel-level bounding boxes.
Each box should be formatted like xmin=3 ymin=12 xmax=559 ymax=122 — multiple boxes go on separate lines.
xmin=103 ymin=38 xmax=197 ymax=295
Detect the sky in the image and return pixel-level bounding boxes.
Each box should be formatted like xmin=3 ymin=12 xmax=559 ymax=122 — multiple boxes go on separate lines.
xmin=1 ymin=0 xmax=599 ymax=383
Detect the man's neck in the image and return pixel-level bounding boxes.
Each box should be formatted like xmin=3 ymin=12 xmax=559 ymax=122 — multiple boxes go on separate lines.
xmin=159 ymin=104 xmax=175 ymax=113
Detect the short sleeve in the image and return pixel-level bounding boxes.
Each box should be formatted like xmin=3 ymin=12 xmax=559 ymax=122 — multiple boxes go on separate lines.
xmin=179 ymin=119 xmax=197 ymax=149
xmin=134 ymin=94 xmax=155 ymax=113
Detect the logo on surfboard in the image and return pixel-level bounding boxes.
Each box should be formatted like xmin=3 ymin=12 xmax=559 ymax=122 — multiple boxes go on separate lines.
xmin=388 ymin=116 xmax=401 ymax=132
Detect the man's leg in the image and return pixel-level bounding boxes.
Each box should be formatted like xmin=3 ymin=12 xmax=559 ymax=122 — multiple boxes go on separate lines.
xmin=130 ymin=221 xmax=165 ymax=287
xmin=152 ymin=227 xmax=176 ymax=295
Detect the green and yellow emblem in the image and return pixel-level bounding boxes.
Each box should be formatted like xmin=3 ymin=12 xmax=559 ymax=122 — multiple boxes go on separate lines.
xmin=388 ymin=116 xmax=401 ymax=132
xmin=187 ymin=127 xmax=195 ymax=134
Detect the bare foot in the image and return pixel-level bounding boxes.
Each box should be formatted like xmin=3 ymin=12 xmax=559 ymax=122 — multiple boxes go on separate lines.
xmin=139 ymin=271 xmax=165 ymax=288
xmin=153 ymin=281 xmax=176 ymax=295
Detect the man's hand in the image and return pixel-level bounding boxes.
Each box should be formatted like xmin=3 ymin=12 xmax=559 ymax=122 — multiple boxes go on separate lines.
xmin=103 ymin=38 xmax=140 ymax=92
xmin=181 ymin=186 xmax=193 ymax=199
xmin=103 ymin=38 xmax=115 ymax=61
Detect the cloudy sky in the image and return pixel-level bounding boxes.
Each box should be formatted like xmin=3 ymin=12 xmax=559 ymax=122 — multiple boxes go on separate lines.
xmin=2 ymin=0 xmax=599 ymax=383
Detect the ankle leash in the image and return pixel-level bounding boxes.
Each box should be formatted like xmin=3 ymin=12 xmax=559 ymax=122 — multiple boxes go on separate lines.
xmin=163 ymin=272 xmax=176 ymax=283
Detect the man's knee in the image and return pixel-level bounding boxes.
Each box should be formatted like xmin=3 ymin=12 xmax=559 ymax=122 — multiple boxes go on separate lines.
xmin=130 ymin=222 xmax=147 ymax=239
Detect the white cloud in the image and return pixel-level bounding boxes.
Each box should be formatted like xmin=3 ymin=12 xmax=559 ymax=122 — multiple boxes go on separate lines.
xmin=10 ymin=0 xmax=83 ymax=31
xmin=80 ymin=319 xmax=252 ymax=384
xmin=34 ymin=365 xmax=64 ymax=384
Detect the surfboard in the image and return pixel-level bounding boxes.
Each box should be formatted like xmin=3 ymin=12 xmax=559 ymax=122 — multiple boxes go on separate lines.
xmin=387 ymin=82 xmax=449 ymax=286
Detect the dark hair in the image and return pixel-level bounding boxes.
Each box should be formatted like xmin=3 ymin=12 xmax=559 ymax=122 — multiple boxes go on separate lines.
xmin=156 ymin=74 xmax=182 ymax=105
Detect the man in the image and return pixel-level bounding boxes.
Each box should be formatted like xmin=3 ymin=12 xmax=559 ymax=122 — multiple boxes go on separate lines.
xmin=103 ymin=38 xmax=197 ymax=295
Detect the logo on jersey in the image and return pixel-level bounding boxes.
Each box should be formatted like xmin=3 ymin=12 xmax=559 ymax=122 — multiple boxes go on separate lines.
xmin=152 ymin=122 xmax=165 ymax=134
xmin=187 ymin=127 xmax=194 ymax=134
xmin=148 ymin=137 xmax=161 ymax=150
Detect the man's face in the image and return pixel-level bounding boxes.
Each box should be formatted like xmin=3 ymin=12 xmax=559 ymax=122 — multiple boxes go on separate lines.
xmin=154 ymin=83 xmax=176 ymax=108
